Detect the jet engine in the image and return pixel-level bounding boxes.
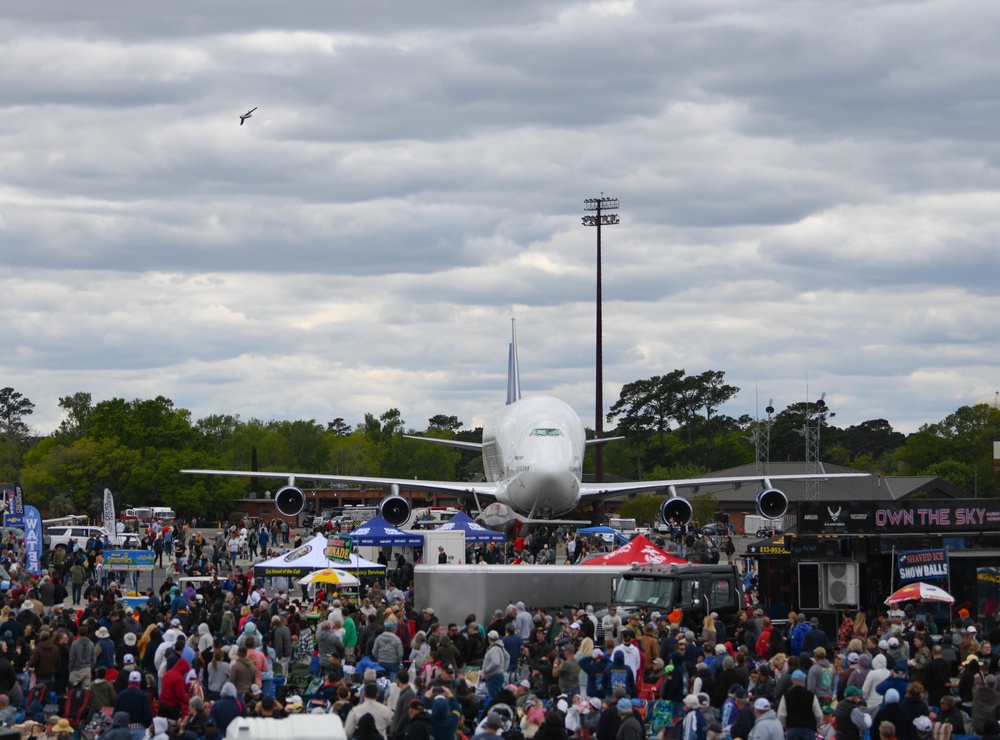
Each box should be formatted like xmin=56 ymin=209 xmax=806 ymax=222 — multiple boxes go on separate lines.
xmin=379 ymin=493 xmax=412 ymax=527
xmin=757 ymin=488 xmax=788 ymax=520
xmin=274 ymin=485 xmax=306 ymax=518
xmin=660 ymin=489 xmax=693 ymax=526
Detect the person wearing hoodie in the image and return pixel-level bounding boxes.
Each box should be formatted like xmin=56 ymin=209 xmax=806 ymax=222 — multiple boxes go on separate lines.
xmin=196 ymin=624 xmax=213 ymax=655
xmin=143 ymin=716 xmax=169 ymax=740
xmin=207 ymin=682 xmax=244 ymax=735
xmin=423 ymin=690 xmax=461 ymax=740
xmin=848 ymin=653 xmax=871 ymax=692
xmin=873 ymin=690 xmax=911 ymax=740
xmin=99 ymin=711 xmax=134 ymax=740
xmin=863 ymin=654 xmax=891 ymax=716
xmin=158 ymin=657 xmax=191 ymax=720
xmin=68 ymin=624 xmax=97 ymax=688
xmin=806 ymin=648 xmax=836 ymax=704
xmin=481 ymin=632 xmax=510 ymax=699
xmin=580 ymin=649 xmax=609 ymax=699
xmin=971 ymin=672 xmax=1000 ymax=735
xmin=875 ymin=662 xmax=911 ymax=710
xmin=91 ymin=666 xmax=117 ymax=710
xmin=603 ymin=652 xmax=635 ymax=699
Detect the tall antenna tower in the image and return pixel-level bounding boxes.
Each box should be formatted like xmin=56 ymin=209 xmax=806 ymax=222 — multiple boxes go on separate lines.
xmin=751 ymin=397 xmax=774 ymax=479
xmin=803 ymin=392 xmax=828 ymax=500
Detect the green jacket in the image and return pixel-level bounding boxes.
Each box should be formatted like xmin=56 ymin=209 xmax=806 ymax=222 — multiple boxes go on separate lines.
xmin=70 ymin=564 xmax=87 ymax=585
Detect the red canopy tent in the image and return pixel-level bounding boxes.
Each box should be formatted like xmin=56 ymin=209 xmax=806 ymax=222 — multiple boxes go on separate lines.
xmin=581 ymin=534 xmax=688 ymax=566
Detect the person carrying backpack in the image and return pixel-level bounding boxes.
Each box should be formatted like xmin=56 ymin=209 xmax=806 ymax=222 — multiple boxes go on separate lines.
xmin=806 ymin=647 xmax=837 ymax=703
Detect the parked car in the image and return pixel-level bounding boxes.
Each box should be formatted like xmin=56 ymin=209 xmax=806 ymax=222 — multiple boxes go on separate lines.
xmin=46 ymin=525 xmax=139 ymax=551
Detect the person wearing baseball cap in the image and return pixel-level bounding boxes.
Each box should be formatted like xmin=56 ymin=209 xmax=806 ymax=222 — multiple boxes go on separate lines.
xmin=836 ymin=686 xmax=871 ymax=740
xmin=777 ymin=669 xmax=822 ymax=740
xmin=617 ymin=698 xmax=644 ymax=740
xmin=481 ymin=629 xmax=509 ymax=699
xmin=728 ymin=687 xmax=755 ymax=740
xmin=578 ymin=648 xmax=608 ymax=699
xmin=114 ymin=669 xmax=154 ymax=732
xmin=750 ymin=698 xmax=783 ymax=740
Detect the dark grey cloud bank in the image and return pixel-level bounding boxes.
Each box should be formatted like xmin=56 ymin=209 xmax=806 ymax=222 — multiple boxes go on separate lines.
xmin=0 ymin=0 xmax=998 ymax=437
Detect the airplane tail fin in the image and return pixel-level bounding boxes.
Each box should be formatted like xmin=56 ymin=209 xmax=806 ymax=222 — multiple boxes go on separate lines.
xmin=506 ymin=318 xmax=521 ymax=405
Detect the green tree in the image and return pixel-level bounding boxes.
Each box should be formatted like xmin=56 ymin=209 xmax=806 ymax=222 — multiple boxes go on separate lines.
xmin=20 ymin=436 xmax=140 ymax=511
xmin=56 ymin=392 xmax=93 ymax=441
xmin=195 ymin=414 xmax=241 ymax=454
xmin=125 ymin=448 xmax=242 ymax=517
xmin=617 ymin=494 xmax=663 ymax=525
xmin=690 ymin=492 xmax=718 ymax=529
xmin=0 ymin=386 xmax=35 ymax=475
xmin=327 ymin=432 xmax=381 ymax=476
xmin=922 ymin=460 xmax=975 ymax=494
xmin=428 ymin=415 xmax=463 ymax=431
xmin=327 ymin=418 xmax=352 ymax=437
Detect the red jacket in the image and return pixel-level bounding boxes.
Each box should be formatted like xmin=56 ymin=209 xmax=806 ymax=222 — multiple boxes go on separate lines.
xmin=159 ymin=657 xmax=191 ymax=709
xmin=755 ymin=627 xmax=773 ymax=658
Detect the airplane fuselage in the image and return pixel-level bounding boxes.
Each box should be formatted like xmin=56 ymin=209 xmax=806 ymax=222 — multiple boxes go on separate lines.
xmin=481 ymin=395 xmax=585 ymax=517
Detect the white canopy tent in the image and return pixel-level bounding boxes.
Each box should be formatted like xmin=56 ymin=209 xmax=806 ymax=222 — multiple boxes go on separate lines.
xmin=253 ymin=534 xmax=386 ymax=578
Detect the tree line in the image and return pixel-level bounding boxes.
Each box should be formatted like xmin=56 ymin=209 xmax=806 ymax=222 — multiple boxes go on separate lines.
xmin=0 ymin=372 xmax=997 ymax=519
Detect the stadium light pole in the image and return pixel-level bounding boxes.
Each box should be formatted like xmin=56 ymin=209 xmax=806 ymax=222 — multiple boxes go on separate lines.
xmin=582 ymin=196 xmax=619 ymax=483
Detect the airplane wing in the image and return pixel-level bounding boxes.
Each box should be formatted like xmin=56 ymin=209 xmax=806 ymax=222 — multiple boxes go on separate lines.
xmin=586 ymin=436 xmax=625 ymax=446
xmin=578 ymin=472 xmax=869 ymax=501
xmin=401 ymin=435 xmax=483 ymax=451
xmin=180 ymin=469 xmax=498 ymax=502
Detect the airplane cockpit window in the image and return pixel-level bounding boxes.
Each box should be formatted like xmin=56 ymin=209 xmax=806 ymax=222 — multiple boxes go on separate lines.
xmin=531 ymin=428 xmax=562 ymax=436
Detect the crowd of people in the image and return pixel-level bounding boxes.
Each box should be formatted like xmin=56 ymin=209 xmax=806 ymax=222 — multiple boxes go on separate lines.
xmin=0 ymin=518 xmax=991 ymax=740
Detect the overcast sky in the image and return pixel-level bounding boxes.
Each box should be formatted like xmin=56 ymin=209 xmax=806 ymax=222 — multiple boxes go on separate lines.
xmin=2 ymin=0 xmax=998 ymax=442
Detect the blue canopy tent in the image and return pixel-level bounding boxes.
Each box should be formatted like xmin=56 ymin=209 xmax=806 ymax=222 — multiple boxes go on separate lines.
xmin=435 ymin=511 xmax=506 ymax=543
xmin=577 ymin=525 xmax=630 ymax=546
xmin=347 ymin=514 xmax=425 ymax=546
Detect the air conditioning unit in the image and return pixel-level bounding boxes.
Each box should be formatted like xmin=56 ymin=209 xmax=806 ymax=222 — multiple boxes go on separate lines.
xmin=823 ymin=562 xmax=859 ymax=609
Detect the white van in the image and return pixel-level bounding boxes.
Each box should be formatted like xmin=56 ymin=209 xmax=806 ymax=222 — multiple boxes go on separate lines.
xmin=46 ymin=526 xmax=140 ymax=551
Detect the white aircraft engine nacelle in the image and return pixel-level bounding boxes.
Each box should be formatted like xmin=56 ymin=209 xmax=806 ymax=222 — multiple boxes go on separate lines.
xmin=660 ymin=496 xmax=693 ymax=526
xmin=379 ymin=495 xmax=412 ymax=527
xmin=757 ymin=488 xmax=788 ymax=520
xmin=274 ymin=486 xmax=306 ymax=517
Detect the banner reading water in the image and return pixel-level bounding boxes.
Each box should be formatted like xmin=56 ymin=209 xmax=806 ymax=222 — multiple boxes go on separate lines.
xmin=24 ymin=505 xmax=42 ymax=576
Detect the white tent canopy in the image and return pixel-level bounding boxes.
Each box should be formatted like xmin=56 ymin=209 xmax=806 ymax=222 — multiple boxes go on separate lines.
xmin=253 ymin=534 xmax=386 ymax=578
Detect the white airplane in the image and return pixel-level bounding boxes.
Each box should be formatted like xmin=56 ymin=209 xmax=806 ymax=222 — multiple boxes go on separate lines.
xmin=183 ymin=321 xmax=867 ymax=529
xmin=239 ymin=107 xmax=257 ymax=125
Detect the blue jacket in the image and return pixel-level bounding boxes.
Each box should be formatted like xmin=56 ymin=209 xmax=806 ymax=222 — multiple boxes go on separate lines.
xmin=579 ymin=656 xmax=608 ymax=698
xmin=603 ymin=652 xmax=636 ymax=698
xmin=425 ymin=696 xmax=461 ymax=740
xmin=790 ymin=623 xmax=811 ymax=656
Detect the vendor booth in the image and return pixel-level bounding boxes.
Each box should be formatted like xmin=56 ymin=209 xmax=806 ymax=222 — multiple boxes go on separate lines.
xmin=435 ymin=511 xmax=505 ymax=543
xmin=253 ymin=534 xmax=386 ymax=578
xmin=581 ymin=534 xmax=688 ymax=566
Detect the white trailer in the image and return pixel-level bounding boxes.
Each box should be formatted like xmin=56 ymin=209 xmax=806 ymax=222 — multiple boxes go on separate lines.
xmin=744 ymin=514 xmax=783 ymax=537
xmin=415 ymin=564 xmax=627 ymax=628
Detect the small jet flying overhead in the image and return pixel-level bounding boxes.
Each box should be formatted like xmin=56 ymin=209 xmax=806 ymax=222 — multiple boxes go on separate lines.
xmin=239 ymin=107 xmax=257 ymax=125
xmin=183 ymin=321 xmax=867 ymax=529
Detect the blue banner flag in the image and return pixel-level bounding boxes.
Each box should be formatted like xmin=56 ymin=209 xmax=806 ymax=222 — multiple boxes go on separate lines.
xmin=24 ymin=505 xmax=42 ymax=577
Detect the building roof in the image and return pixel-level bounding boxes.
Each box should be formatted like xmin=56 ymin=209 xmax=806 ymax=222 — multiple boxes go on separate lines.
xmin=692 ymin=461 xmax=971 ymax=504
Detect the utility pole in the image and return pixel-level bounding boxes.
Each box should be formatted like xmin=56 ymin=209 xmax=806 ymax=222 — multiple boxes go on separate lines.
xmin=582 ymin=196 xmax=619 ymax=482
